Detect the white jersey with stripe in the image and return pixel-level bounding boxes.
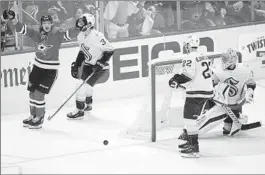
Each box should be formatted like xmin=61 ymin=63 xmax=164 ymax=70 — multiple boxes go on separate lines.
xmin=212 ymin=63 xmax=255 ymax=105
xmin=77 ymin=29 xmax=114 ymax=65
xmin=180 ymin=51 xmax=214 ymax=98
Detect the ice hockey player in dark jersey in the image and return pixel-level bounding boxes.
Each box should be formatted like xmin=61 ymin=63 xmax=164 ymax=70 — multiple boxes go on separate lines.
xmin=2 ymin=10 xmax=78 ymax=129
xmin=67 ymin=13 xmax=115 ymax=120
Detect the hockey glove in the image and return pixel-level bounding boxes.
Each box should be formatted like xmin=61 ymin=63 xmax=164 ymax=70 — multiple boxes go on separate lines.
xmin=245 ymin=88 xmax=254 ymax=104
xmin=169 ymin=77 xmax=179 ymax=89
xmin=3 ymin=10 xmax=15 ymax=20
xmin=71 ymin=62 xmax=79 ymax=79
xmin=94 ymin=60 xmax=106 ymax=74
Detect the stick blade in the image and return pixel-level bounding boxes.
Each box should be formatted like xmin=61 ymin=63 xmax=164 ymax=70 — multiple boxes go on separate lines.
xmin=241 ymin=121 xmax=262 ymax=130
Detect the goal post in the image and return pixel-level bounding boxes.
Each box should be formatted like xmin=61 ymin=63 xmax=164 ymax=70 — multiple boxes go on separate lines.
xmin=150 ymin=58 xmax=183 ymax=142
xmin=125 ymin=52 xmax=222 ymax=142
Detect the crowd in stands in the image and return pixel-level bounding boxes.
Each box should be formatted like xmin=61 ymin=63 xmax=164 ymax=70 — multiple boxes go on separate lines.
xmin=1 ymin=1 xmax=265 ymax=52
xmin=103 ymin=1 xmax=265 ymax=39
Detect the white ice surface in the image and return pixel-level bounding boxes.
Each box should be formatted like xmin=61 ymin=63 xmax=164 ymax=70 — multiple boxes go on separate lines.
xmin=1 ymin=80 xmax=265 ymax=174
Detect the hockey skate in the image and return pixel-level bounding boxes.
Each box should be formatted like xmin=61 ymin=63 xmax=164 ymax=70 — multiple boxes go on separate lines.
xmin=180 ymin=145 xmax=200 ymax=158
xmin=67 ymin=109 xmax=84 ymax=120
xmin=178 ymin=141 xmax=190 ymax=152
xmin=84 ymin=104 xmax=92 ymax=112
xmin=23 ymin=115 xmax=34 ymax=127
xmin=178 ymin=129 xmax=188 ymax=141
xmin=28 ymin=116 xmax=44 ymax=129
xmin=180 ymin=135 xmax=200 ymax=158
xmin=223 ymin=122 xmax=232 ymax=135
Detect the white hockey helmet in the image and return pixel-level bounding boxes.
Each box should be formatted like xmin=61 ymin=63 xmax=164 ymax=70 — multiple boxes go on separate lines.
xmin=76 ymin=13 xmax=95 ymax=32
xmin=184 ymin=35 xmax=200 ymax=53
xmin=221 ymin=48 xmax=238 ymax=69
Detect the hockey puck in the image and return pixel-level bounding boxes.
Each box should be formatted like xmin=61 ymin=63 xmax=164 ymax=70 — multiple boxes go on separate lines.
xmin=103 ymin=140 xmax=108 ymax=145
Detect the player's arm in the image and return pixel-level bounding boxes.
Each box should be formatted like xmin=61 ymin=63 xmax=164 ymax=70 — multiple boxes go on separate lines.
xmin=58 ymin=27 xmax=80 ymax=42
xmin=169 ymin=56 xmax=195 ymax=88
xmin=211 ymin=70 xmax=220 ymax=86
xmin=245 ymin=69 xmax=256 ymax=104
xmin=2 ymin=10 xmax=39 ymax=41
xmin=94 ymin=36 xmax=115 ymax=73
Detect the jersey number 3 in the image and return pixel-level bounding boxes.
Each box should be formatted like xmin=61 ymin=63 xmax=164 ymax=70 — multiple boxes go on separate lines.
xmin=201 ymin=62 xmax=211 ymax=79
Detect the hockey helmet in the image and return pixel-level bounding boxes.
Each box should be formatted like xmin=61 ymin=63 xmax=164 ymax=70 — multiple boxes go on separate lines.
xmin=184 ymin=35 xmax=200 ymax=53
xmin=76 ymin=13 xmax=95 ymax=32
xmin=41 ymin=15 xmax=53 ymax=24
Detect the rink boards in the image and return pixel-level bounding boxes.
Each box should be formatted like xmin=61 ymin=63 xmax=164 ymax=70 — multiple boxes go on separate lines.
xmin=1 ymin=23 xmax=265 ymax=115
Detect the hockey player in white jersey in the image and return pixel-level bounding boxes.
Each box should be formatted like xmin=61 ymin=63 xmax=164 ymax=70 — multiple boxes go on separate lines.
xmin=67 ymin=13 xmax=115 ymax=119
xmin=169 ymin=35 xmax=214 ymax=158
xmin=196 ymin=48 xmax=256 ymax=136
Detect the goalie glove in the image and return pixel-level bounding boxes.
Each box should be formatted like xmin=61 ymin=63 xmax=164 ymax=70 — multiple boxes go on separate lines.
xmin=3 ymin=10 xmax=15 ymax=20
xmin=245 ymin=88 xmax=254 ymax=104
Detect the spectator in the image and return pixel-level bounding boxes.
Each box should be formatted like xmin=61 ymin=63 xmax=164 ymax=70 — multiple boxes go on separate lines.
xmin=60 ymin=6 xmax=84 ymax=31
xmin=161 ymin=1 xmax=175 ymax=31
xmin=104 ymin=1 xmax=139 ymax=39
xmin=225 ymin=1 xmax=251 ymax=25
xmin=127 ymin=2 xmax=161 ymax=37
xmin=254 ymin=1 xmax=265 ymax=21
xmin=145 ymin=2 xmax=166 ymax=32
xmin=180 ymin=1 xmax=216 ymax=30
xmin=1 ymin=1 xmax=16 ymax=51
xmin=210 ymin=1 xmax=227 ymax=26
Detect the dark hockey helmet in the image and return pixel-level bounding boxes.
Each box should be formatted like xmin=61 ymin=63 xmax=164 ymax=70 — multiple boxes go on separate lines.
xmin=41 ymin=15 xmax=53 ymax=24
xmin=76 ymin=13 xmax=95 ymax=32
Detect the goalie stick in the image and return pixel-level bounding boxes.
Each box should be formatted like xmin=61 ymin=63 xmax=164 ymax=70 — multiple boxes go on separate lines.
xmin=178 ymin=84 xmax=262 ymax=131
xmin=47 ymin=69 xmax=96 ymax=121
xmin=213 ymin=99 xmax=262 ymax=131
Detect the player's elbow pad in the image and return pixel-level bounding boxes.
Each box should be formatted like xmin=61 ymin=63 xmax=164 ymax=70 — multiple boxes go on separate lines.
xmin=100 ymin=50 xmax=114 ymax=64
xmin=174 ymin=73 xmax=192 ymax=84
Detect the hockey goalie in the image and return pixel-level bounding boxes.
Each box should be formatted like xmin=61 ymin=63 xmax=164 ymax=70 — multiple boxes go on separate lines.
xmin=179 ymin=48 xmax=257 ymax=140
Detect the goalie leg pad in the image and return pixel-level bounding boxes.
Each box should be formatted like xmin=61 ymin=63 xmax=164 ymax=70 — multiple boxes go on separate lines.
xmin=229 ymin=114 xmax=248 ymax=136
xmin=198 ymin=105 xmax=227 ymax=134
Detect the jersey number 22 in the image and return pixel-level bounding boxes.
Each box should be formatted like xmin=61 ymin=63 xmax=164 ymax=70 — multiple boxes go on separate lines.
xmin=201 ymin=61 xmax=211 ymax=79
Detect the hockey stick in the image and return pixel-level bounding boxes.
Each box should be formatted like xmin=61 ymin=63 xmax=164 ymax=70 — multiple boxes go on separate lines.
xmin=213 ymin=99 xmax=262 ymax=131
xmin=177 ymin=84 xmax=262 ymax=131
xmin=21 ymin=9 xmax=39 ymax=24
xmin=47 ymin=69 xmax=96 ymax=121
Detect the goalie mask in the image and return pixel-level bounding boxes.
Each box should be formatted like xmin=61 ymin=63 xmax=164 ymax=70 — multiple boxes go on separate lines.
xmin=76 ymin=13 xmax=95 ymax=32
xmin=221 ymin=48 xmax=238 ymax=70
xmin=184 ymin=35 xmax=200 ymax=53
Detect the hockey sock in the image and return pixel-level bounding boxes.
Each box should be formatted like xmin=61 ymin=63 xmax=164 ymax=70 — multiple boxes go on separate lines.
xmin=29 ymin=91 xmax=36 ymax=116
xmin=34 ymin=90 xmax=45 ymax=117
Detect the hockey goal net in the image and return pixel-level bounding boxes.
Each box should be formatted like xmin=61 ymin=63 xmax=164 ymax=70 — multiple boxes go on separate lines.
xmin=125 ymin=51 xmax=221 ymax=142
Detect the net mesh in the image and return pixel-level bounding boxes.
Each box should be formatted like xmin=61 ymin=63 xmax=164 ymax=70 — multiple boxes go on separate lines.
xmin=124 ymin=54 xmax=186 ymax=140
